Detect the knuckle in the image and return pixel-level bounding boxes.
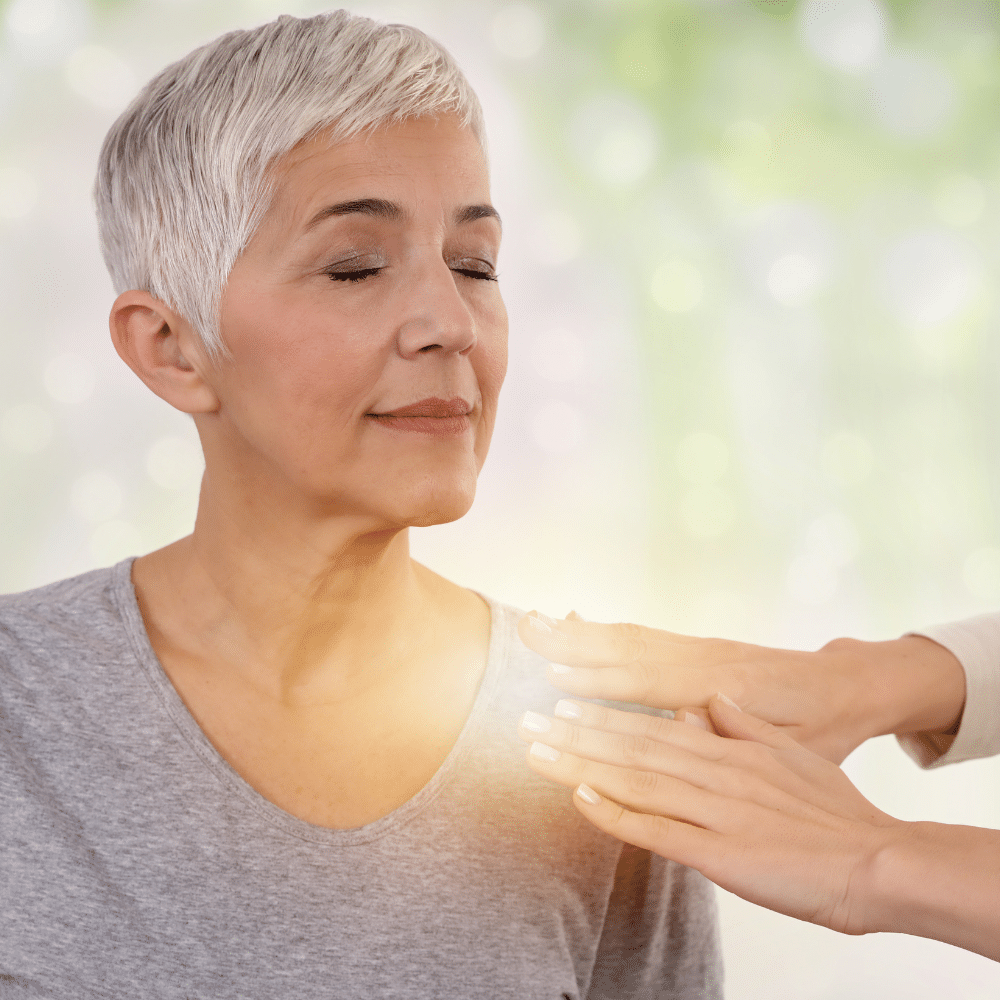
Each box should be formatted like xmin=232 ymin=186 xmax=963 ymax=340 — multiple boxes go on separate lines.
xmin=590 ymin=703 xmax=613 ymax=731
xmin=646 ymin=812 xmax=672 ymax=844
xmin=618 ymin=733 xmax=653 ymax=766
xmin=639 ymin=712 xmax=673 ymax=743
xmin=635 ymin=660 xmax=664 ymax=703
xmin=615 ymin=622 xmax=648 ymax=666
xmin=563 ymin=723 xmax=584 ymax=753
xmin=625 ymin=767 xmax=661 ymax=798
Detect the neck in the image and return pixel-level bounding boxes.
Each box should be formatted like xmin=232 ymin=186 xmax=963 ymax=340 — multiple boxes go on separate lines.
xmin=137 ymin=478 xmax=439 ymax=705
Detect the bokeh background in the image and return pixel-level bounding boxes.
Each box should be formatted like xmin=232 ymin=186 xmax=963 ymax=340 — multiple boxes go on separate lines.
xmin=2 ymin=0 xmax=1000 ymax=994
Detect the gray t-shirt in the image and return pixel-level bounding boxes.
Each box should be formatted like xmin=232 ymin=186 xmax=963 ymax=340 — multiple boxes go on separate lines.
xmin=0 ymin=560 xmax=722 ymax=999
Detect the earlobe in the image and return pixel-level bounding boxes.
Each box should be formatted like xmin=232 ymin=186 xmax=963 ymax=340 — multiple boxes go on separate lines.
xmin=109 ymin=290 xmax=219 ymax=414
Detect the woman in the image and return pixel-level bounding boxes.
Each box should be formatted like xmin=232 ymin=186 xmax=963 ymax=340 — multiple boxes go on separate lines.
xmin=0 ymin=10 xmax=720 ymax=998
xmin=517 ymin=611 xmax=1000 ymax=963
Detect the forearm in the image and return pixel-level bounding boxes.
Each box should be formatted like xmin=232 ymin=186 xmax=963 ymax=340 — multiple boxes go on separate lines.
xmin=821 ymin=634 xmax=965 ymax=744
xmin=865 ymin=821 xmax=1000 ymax=961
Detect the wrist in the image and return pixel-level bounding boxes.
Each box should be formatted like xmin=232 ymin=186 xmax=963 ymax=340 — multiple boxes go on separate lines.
xmin=860 ymin=819 xmax=929 ymax=937
xmin=820 ymin=634 xmax=965 ymax=742
xmin=862 ymin=821 xmax=1000 ymax=961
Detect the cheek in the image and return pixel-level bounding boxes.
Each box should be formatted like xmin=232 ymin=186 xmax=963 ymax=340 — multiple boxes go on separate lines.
xmin=212 ymin=358 xmax=383 ymax=481
xmin=480 ymin=343 xmax=508 ymax=407
xmin=477 ymin=302 xmax=509 ymax=405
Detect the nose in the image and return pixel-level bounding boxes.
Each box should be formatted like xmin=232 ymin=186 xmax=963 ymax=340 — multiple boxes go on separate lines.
xmin=395 ymin=258 xmax=477 ymax=359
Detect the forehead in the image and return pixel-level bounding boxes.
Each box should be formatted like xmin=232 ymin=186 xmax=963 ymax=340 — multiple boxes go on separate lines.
xmin=267 ymin=115 xmax=491 ymax=226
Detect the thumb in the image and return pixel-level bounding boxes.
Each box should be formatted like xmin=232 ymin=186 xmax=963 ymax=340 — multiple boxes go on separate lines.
xmin=708 ymin=694 xmax=800 ymax=751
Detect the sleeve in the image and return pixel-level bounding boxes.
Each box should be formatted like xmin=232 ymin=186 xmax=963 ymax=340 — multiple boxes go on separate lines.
xmin=896 ymin=612 xmax=1000 ymax=768
xmin=584 ymin=846 xmax=723 ymax=1000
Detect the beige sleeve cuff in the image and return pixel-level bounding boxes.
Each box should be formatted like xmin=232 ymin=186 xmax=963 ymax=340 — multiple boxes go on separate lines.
xmin=896 ymin=613 xmax=1000 ymax=769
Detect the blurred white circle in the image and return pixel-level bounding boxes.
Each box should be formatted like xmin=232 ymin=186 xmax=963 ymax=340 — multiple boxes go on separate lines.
xmin=89 ymin=520 xmax=143 ymax=566
xmin=933 ymin=174 xmax=985 ymax=228
xmin=963 ymin=547 xmax=1000 ymax=603
xmin=804 ymin=511 xmax=860 ymax=567
xmin=787 ymin=553 xmax=839 ymax=605
xmin=146 ymin=434 xmax=204 ymax=490
xmin=676 ymin=432 xmax=729 ymax=485
xmin=798 ymin=0 xmax=887 ymax=72
xmin=742 ymin=202 xmax=835 ymax=304
xmin=870 ymin=51 xmax=955 ymax=140
xmin=70 ymin=471 xmax=122 ymax=523
xmin=531 ymin=328 xmax=587 ymax=383
xmin=766 ymin=252 xmax=825 ymax=306
xmin=651 ymin=259 xmax=703 ymax=313
xmin=679 ymin=485 xmax=734 ymax=538
xmin=821 ymin=431 xmax=874 ymax=485
xmin=531 ymin=400 xmax=584 ymax=453
xmin=881 ymin=228 xmax=978 ymax=327
xmin=490 ymin=3 xmax=545 ymax=59
xmin=1 ymin=403 xmax=54 ymax=453
xmin=65 ymin=45 xmax=136 ymax=112
xmin=5 ymin=0 xmax=87 ymax=64
xmin=531 ymin=209 xmax=583 ymax=266
xmin=0 ymin=167 xmax=38 ymax=220
xmin=569 ymin=95 xmax=659 ymax=187
xmin=44 ymin=353 xmax=95 ymax=404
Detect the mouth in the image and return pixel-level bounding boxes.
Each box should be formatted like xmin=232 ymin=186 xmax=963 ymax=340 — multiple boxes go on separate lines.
xmin=372 ymin=397 xmax=472 ymax=418
xmin=367 ymin=396 xmax=473 ymax=436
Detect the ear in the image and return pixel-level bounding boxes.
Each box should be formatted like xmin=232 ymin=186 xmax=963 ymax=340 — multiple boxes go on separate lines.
xmin=109 ymin=290 xmax=220 ymax=414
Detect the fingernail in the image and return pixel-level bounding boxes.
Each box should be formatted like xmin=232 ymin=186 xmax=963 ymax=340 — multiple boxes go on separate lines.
xmin=549 ymin=663 xmax=573 ymax=675
xmin=528 ymin=614 xmax=553 ymax=635
xmin=529 ymin=742 xmax=561 ymax=763
xmin=680 ymin=710 xmax=708 ymax=730
xmin=537 ymin=612 xmax=562 ymax=628
xmin=716 ymin=692 xmax=742 ymax=711
xmin=567 ymin=610 xmax=588 ymax=622
xmin=576 ymin=784 xmax=601 ymax=805
xmin=521 ymin=710 xmax=552 ymax=734
xmin=554 ymin=699 xmax=583 ymax=720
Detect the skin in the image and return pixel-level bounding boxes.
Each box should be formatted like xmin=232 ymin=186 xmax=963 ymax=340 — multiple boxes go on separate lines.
xmin=516 ymin=614 xmax=1000 ymax=962
xmin=110 ymin=114 xmax=507 ymax=828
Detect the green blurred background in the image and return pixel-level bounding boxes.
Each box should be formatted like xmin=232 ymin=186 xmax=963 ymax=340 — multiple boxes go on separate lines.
xmin=2 ymin=0 xmax=1000 ymax=995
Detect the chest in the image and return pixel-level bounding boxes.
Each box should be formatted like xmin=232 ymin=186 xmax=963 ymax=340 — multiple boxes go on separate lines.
xmin=156 ymin=650 xmax=483 ymax=829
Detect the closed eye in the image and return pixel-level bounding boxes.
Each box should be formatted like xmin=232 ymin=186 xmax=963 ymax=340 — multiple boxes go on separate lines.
xmin=453 ymin=267 xmax=498 ymax=281
xmin=326 ymin=267 xmax=383 ymax=283
xmin=451 ymin=257 xmax=499 ymax=281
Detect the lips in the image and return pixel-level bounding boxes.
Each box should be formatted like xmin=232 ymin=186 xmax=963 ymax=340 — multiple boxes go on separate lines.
xmin=373 ymin=397 xmax=471 ymax=418
xmin=367 ymin=397 xmax=473 ymax=436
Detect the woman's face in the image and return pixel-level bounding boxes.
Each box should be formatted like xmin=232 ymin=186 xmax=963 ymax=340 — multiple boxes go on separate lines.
xmin=203 ymin=114 xmax=507 ymax=530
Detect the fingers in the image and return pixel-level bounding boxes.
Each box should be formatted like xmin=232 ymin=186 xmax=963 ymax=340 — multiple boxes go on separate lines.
xmin=518 ymin=612 xmax=735 ymax=709
xmin=676 ymin=707 xmax=716 ymax=733
xmin=522 ymin=699 xmax=858 ymax=814
xmin=707 ymin=695 xmax=803 ymax=751
xmin=570 ymin=784 xmax=721 ymax=870
xmin=520 ymin=705 xmax=808 ymax=817
xmin=518 ymin=612 xmax=655 ymax=668
xmin=524 ymin=737 xmax=732 ymax=832
xmin=549 ymin=698 xmax=723 ymax=755
xmin=520 ymin=705 xmax=723 ymax=778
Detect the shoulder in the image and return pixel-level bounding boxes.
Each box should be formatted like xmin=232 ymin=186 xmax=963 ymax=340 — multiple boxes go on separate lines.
xmin=478 ymin=598 xmax=554 ymax=704
xmin=0 ymin=561 xmax=132 ymax=683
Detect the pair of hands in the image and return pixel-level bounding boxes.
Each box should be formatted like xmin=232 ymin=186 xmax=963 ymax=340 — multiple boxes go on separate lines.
xmin=514 ymin=612 xmax=966 ymax=940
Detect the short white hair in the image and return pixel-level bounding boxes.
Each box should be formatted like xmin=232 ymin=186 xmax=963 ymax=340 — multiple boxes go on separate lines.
xmin=95 ymin=10 xmax=486 ymax=358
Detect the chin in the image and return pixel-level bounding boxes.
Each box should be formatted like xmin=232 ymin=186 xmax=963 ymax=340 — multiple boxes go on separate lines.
xmin=397 ymin=475 xmax=478 ymax=528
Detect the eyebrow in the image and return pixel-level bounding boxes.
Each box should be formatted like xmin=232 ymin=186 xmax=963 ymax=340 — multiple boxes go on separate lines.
xmin=304 ymin=198 xmax=502 ymax=231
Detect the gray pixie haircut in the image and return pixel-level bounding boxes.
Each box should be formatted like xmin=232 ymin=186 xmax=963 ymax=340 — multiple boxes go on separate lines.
xmin=95 ymin=10 xmax=485 ymax=358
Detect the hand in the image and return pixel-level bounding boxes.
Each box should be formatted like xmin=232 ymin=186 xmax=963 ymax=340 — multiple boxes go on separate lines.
xmin=518 ymin=696 xmax=907 ymax=936
xmin=518 ymin=613 xmax=966 ymax=764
